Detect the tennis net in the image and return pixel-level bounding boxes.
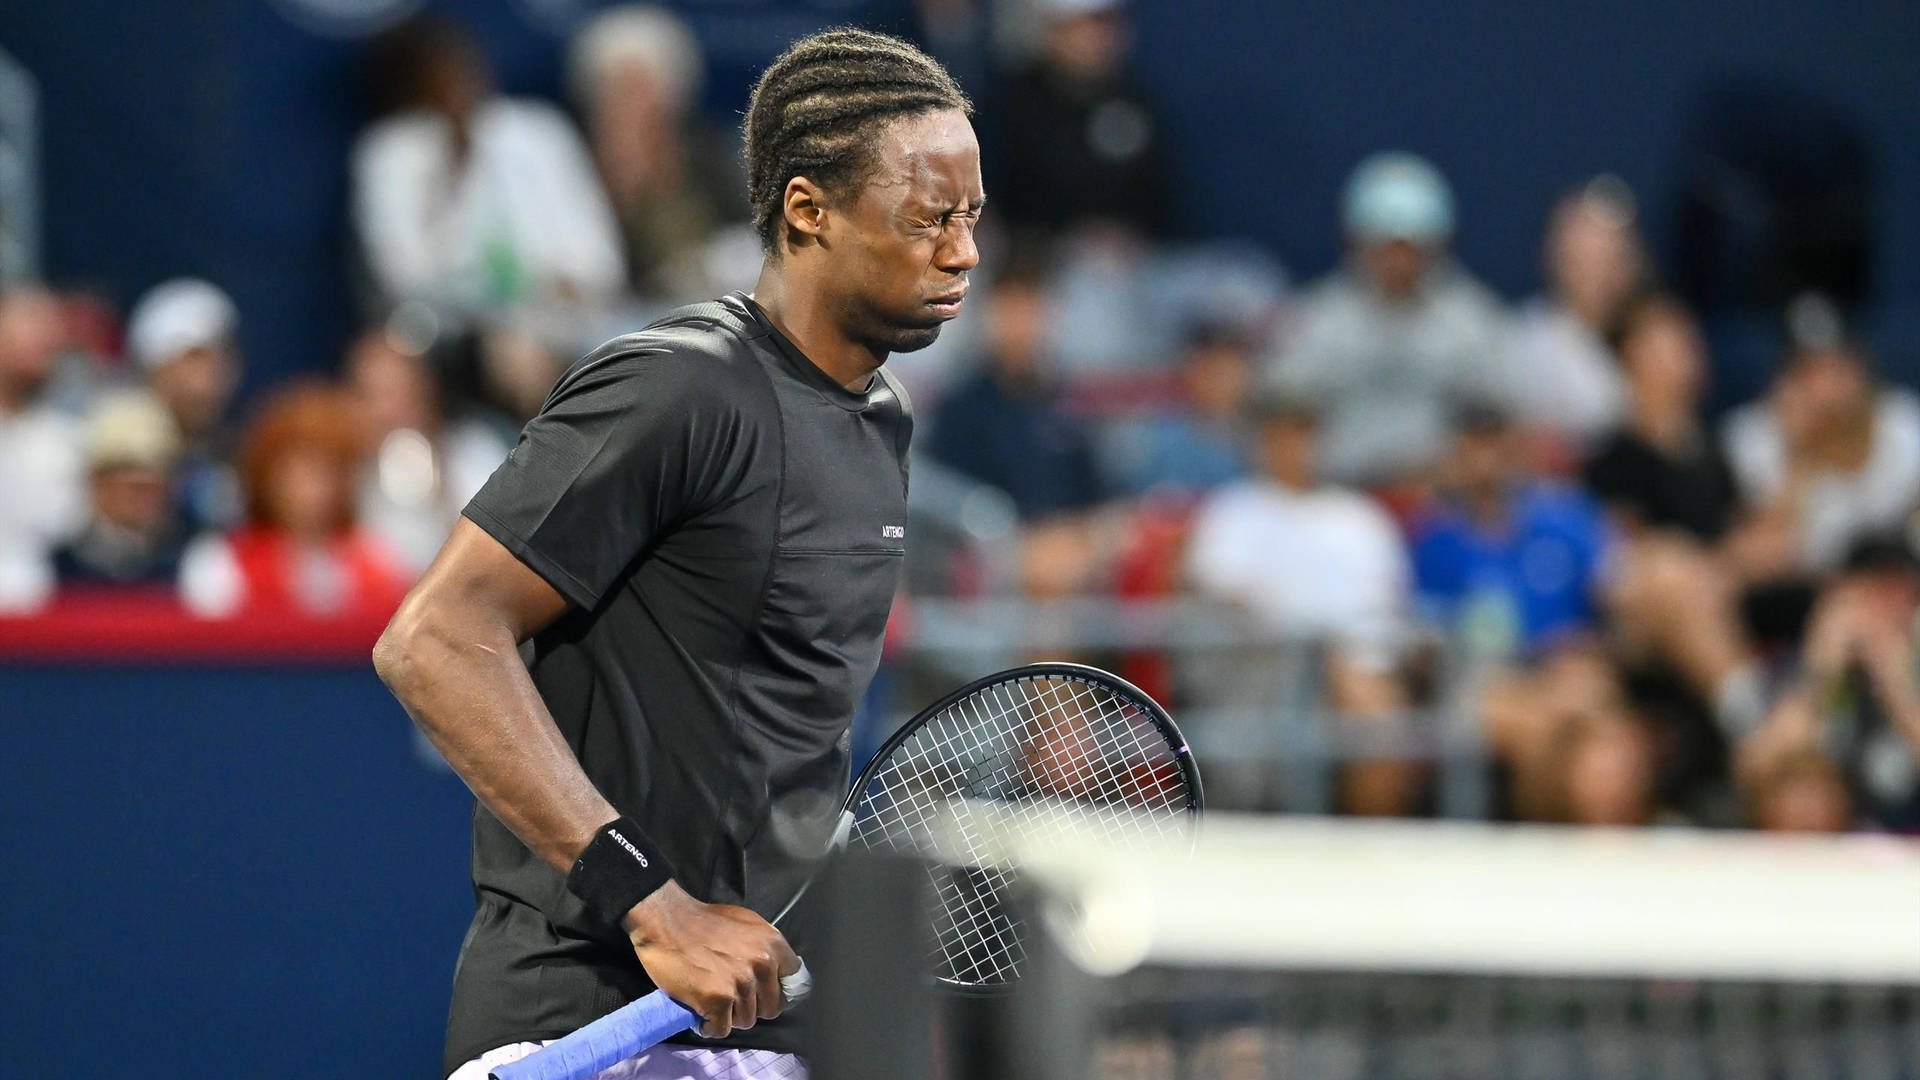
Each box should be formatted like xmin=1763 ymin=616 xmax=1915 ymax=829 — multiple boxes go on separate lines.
xmin=1008 ymin=816 xmax=1920 ymax=1080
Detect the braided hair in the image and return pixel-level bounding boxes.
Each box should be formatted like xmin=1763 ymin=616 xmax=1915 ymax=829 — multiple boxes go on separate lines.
xmin=744 ymin=28 xmax=971 ymax=254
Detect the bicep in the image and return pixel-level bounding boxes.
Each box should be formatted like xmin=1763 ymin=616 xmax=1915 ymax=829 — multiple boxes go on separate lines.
xmin=403 ymin=517 xmax=569 ymax=645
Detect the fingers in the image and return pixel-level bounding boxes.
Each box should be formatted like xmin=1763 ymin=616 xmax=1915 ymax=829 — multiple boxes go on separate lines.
xmin=696 ymin=996 xmax=732 ymax=1040
xmin=756 ymin=948 xmax=783 ymax=1020
xmin=772 ymin=932 xmax=801 ymax=977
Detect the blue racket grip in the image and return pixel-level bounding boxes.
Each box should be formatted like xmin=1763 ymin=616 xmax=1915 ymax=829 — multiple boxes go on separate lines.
xmin=489 ymin=990 xmax=697 ymax=1080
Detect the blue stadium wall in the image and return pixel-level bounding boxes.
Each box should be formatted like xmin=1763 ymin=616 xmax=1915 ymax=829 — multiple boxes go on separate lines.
xmin=1 ymin=661 xmax=474 ymax=1077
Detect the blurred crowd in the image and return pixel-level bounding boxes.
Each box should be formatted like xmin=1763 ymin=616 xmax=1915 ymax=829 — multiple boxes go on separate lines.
xmin=1 ymin=0 xmax=1911 ymax=835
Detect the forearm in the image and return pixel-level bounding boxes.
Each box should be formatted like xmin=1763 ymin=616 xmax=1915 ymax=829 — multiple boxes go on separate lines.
xmin=375 ymin=611 xmax=613 ymax=873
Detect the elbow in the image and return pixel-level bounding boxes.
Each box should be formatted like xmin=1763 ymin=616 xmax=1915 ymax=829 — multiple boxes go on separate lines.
xmin=372 ymin=604 xmax=425 ymax=697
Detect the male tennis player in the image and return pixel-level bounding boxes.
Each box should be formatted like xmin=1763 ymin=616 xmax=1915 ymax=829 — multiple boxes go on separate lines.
xmin=373 ymin=29 xmax=980 ymax=1080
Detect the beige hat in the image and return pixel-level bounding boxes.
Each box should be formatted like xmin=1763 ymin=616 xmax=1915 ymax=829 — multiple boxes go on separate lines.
xmin=86 ymin=391 xmax=181 ymax=470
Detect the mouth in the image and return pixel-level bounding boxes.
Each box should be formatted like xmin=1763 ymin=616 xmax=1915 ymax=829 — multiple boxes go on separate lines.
xmin=924 ymin=289 xmax=968 ymax=319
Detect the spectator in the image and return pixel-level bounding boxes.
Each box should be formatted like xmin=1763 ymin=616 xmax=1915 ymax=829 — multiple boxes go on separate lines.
xmin=1184 ymin=391 xmax=1417 ymax=814
xmin=1583 ymin=292 xmax=1741 ymax=545
xmin=1410 ymin=404 xmax=1647 ymax=823
xmin=179 ymin=383 xmax=409 ymax=618
xmin=1738 ymin=538 xmax=1920 ymax=830
xmin=1504 ymin=177 xmax=1646 ymax=452
xmin=1583 ymin=291 xmax=1777 ymax=774
xmin=50 ymin=391 xmax=190 ymax=592
xmin=1111 ymin=321 xmax=1253 ymax=497
xmin=1721 ymin=299 xmax=1920 ymax=574
xmin=126 ymin=278 xmax=244 ymax=532
xmin=346 ymin=326 xmax=509 ymax=573
xmin=568 ymin=5 xmax=751 ymax=302
xmin=925 ymin=264 xmax=1105 ymax=521
xmin=1412 ymin=403 xmax=1609 ymax=661
xmin=1269 ymin=152 xmax=1507 ymax=486
xmin=993 ymin=0 xmax=1173 ymax=242
xmin=352 ymin=17 xmax=624 ymax=326
xmin=0 ymin=284 xmax=85 ymax=609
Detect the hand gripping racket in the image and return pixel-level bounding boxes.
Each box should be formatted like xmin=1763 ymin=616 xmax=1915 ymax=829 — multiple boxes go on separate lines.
xmin=491 ymin=662 xmax=1203 ymax=1080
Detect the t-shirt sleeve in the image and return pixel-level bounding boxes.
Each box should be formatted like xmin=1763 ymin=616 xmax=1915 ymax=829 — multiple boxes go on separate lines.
xmin=1580 ymin=438 xmax=1642 ymax=515
xmin=462 ymin=346 xmax=748 ymax=610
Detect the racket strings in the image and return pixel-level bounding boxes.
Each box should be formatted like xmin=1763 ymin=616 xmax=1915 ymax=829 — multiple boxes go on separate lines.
xmin=848 ymin=674 xmax=1193 ymax=986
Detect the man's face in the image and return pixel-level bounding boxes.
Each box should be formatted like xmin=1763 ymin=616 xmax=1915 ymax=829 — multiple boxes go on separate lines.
xmin=1257 ymin=415 xmax=1318 ymax=489
xmin=1622 ymin=308 xmax=1704 ymax=405
xmin=1358 ymin=237 xmax=1434 ymax=298
xmin=1453 ymin=426 xmax=1514 ymax=495
xmin=150 ymin=343 xmax=239 ymax=440
xmin=0 ymin=288 xmax=63 ymax=393
xmin=818 ymin=108 xmax=983 ymax=356
xmin=1183 ymin=339 xmax=1251 ymax=419
xmin=91 ymin=465 xmax=171 ymax=534
xmin=984 ymin=282 xmax=1047 ymax=381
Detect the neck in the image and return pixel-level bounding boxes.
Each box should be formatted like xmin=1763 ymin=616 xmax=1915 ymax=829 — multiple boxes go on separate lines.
xmin=0 ymin=375 xmax=31 ymax=415
xmin=752 ymin=261 xmax=883 ymax=391
xmin=1467 ymin=484 xmax=1508 ymax=526
xmin=1630 ymin=398 xmax=1693 ymax=448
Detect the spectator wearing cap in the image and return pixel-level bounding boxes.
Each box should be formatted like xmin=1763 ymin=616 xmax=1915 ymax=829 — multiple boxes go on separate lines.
xmin=1504 ymin=178 xmax=1647 ymax=452
xmin=568 ymin=5 xmax=750 ymax=303
xmin=50 ymin=391 xmax=190 ymax=592
xmin=352 ymin=17 xmax=625 ymax=327
xmin=126 ymin=277 xmax=243 ymax=532
xmin=992 ymin=0 xmax=1174 ymax=243
xmin=1184 ymin=390 xmax=1418 ymax=815
xmin=1720 ymin=297 xmax=1920 ymax=574
xmin=0 ymin=284 xmax=86 ymax=610
xmin=179 ymin=383 xmax=409 ymax=619
xmin=1267 ymin=152 xmax=1508 ymax=486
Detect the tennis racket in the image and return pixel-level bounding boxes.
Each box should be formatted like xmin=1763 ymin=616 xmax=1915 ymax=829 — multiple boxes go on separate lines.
xmin=491 ymin=661 xmax=1202 ymax=1080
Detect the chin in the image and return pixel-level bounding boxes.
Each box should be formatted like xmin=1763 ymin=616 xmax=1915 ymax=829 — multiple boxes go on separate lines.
xmin=880 ymin=323 xmax=944 ymax=354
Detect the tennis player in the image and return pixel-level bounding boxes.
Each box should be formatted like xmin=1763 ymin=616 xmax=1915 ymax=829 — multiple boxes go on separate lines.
xmin=373 ymin=29 xmax=980 ymax=1080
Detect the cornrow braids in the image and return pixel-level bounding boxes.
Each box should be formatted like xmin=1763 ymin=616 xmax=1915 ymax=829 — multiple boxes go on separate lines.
xmin=744 ymin=28 xmax=971 ymax=254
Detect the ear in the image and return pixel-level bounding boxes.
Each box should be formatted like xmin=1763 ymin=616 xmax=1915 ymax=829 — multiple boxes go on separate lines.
xmin=781 ymin=177 xmax=829 ymax=249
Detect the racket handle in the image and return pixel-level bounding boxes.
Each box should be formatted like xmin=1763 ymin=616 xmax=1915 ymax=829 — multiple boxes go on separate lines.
xmin=487 ymin=961 xmax=813 ymax=1080
xmin=489 ymin=991 xmax=696 ymax=1080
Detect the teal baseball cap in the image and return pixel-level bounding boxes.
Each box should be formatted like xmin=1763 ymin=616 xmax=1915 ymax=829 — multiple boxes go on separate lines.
xmin=1342 ymin=152 xmax=1455 ymax=243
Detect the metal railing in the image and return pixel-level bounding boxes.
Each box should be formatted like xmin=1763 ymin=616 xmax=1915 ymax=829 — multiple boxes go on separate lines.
xmin=879 ymin=593 xmax=1494 ymax=818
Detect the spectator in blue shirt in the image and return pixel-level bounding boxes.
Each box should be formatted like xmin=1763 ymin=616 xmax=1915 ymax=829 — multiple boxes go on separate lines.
xmin=1412 ymin=402 xmax=1610 ymax=657
xmin=1412 ymin=402 xmax=1653 ymax=824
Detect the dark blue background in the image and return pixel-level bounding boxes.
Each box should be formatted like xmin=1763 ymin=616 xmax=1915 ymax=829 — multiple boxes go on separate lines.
xmin=1 ymin=0 xmax=1915 ymax=399
xmin=0 ymin=663 xmax=475 ymax=1077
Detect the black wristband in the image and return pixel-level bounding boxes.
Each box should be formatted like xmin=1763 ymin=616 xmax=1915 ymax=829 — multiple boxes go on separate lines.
xmin=567 ymin=817 xmax=675 ymax=924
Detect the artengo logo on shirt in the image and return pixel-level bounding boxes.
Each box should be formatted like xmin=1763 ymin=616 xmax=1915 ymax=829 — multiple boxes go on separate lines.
xmin=608 ymin=828 xmax=648 ymax=867
xmin=882 ymin=525 xmax=905 ymax=539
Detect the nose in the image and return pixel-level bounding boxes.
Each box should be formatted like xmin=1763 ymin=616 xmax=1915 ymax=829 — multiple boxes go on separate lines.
xmin=938 ymin=221 xmax=980 ymax=274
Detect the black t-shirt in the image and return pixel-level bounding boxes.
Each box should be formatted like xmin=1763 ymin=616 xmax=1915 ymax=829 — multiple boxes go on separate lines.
xmin=1582 ymin=427 xmax=1739 ymax=542
xmin=444 ymin=294 xmax=911 ymax=1074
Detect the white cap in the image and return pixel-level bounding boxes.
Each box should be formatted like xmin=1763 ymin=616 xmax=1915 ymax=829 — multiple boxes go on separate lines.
xmin=125 ymin=278 xmax=238 ymax=371
xmin=1342 ymin=152 xmax=1455 ymax=243
xmin=568 ymin=4 xmax=703 ymax=112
